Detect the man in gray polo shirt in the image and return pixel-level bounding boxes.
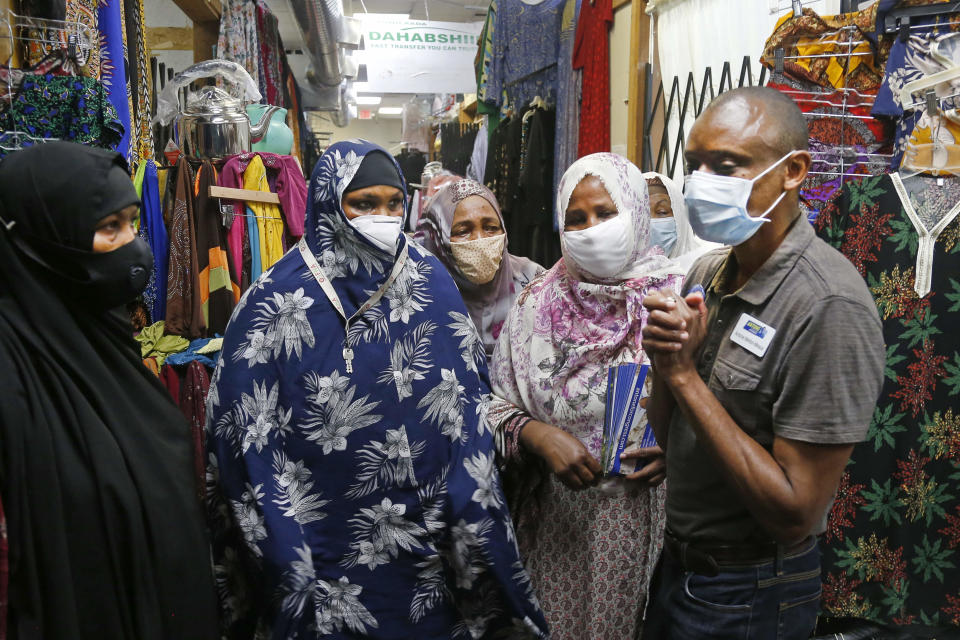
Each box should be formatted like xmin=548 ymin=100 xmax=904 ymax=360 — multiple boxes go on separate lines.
xmin=639 ymin=87 xmax=885 ymax=639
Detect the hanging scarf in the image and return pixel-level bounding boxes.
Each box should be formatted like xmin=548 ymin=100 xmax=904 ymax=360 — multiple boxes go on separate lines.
xmin=205 ymin=139 xmax=549 ymax=638
xmin=415 ymin=178 xmax=544 ymax=358
xmin=0 ymin=142 xmax=217 ymax=639
xmin=642 ymin=171 xmax=720 ymax=273
xmin=195 ymin=161 xmax=238 ymax=335
xmin=164 ymin=157 xmax=204 ymax=338
xmin=491 ymin=153 xmax=685 ymax=455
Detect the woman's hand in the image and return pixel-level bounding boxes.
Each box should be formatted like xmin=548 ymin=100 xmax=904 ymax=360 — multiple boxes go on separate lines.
xmin=620 ymin=445 xmax=666 ymax=487
xmin=520 ymin=420 xmax=601 ymax=490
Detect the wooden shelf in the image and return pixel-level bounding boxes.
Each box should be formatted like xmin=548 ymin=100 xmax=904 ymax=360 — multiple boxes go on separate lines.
xmin=171 ymin=0 xmax=220 ymax=23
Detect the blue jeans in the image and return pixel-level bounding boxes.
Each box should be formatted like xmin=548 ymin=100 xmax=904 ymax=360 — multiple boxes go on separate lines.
xmin=644 ymin=537 xmax=822 ymax=640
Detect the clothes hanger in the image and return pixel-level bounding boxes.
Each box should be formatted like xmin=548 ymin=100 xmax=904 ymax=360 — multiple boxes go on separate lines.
xmin=900 ymin=65 xmax=960 ymax=108
xmin=899 ymin=91 xmax=960 ymax=178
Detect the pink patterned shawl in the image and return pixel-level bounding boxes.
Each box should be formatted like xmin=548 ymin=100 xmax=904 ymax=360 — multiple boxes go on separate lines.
xmin=490 ymin=153 xmax=685 ymax=457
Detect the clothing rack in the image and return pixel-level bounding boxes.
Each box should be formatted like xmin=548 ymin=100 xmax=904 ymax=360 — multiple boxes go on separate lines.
xmin=0 ymin=11 xmax=98 ymax=152
xmin=0 ymin=10 xmax=95 ymax=68
xmin=882 ymin=2 xmax=960 ymax=35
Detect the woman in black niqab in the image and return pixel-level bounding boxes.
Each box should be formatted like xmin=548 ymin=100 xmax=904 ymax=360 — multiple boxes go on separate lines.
xmin=0 ymin=142 xmax=218 ymax=639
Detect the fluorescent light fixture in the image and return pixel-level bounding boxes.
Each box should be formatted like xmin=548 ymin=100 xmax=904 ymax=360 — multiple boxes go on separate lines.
xmin=378 ymin=107 xmax=403 ymax=115
xmin=356 ymin=96 xmax=382 ymax=105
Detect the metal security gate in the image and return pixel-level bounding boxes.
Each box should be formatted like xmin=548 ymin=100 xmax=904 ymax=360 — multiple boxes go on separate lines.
xmin=640 ymin=56 xmax=768 ymax=176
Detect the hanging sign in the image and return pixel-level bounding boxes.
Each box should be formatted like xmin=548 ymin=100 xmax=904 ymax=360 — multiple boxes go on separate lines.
xmin=356 ymin=18 xmax=485 ymax=94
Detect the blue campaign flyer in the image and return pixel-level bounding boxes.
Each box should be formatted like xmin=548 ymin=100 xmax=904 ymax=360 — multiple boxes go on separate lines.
xmin=602 ymin=363 xmax=657 ymax=476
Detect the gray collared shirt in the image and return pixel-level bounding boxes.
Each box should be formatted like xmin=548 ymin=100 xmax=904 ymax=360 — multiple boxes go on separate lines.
xmin=665 ymin=216 xmax=885 ymax=544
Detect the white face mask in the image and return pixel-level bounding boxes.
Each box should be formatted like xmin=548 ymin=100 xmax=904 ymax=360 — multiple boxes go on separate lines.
xmin=683 ymin=150 xmax=795 ymax=246
xmin=562 ymin=214 xmax=631 ymax=278
xmin=350 ymin=214 xmax=403 ymax=252
xmin=450 ymin=234 xmax=505 ymax=285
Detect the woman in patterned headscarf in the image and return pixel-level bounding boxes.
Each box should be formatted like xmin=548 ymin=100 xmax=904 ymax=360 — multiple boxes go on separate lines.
xmin=489 ymin=153 xmax=686 ymax=640
xmin=205 ymin=139 xmax=548 ymax=639
xmin=416 ymin=177 xmax=544 ymax=361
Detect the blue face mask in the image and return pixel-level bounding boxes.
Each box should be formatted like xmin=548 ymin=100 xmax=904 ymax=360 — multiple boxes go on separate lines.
xmin=649 ymin=217 xmax=678 ymax=256
xmin=683 ymin=151 xmax=794 ymax=246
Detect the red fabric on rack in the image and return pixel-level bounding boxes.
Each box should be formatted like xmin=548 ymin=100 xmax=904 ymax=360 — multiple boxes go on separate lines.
xmin=159 ymin=364 xmax=181 ymax=405
xmin=573 ymin=0 xmax=613 ymax=157
xmin=179 ymin=361 xmax=210 ymax=503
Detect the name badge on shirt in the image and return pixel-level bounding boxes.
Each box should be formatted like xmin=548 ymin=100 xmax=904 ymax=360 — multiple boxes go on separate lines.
xmin=730 ymin=313 xmax=776 ymax=358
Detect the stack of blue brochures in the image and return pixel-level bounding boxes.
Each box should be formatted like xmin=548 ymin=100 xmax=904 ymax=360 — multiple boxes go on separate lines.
xmin=601 ymin=363 xmax=658 ymax=476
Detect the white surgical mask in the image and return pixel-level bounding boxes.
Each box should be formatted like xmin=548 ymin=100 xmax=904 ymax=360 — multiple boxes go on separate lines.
xmin=350 ymin=214 xmax=403 ymax=252
xmin=562 ymin=214 xmax=631 ymax=278
xmin=649 ymin=217 xmax=678 ymax=256
xmin=450 ymin=234 xmax=505 ymax=284
xmin=683 ymin=150 xmax=795 ymax=246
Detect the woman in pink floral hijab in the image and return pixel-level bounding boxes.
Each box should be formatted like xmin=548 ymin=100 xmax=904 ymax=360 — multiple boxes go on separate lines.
xmin=489 ymin=153 xmax=685 ymax=640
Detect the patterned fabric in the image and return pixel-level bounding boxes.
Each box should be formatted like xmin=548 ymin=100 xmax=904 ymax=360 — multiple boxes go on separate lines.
xmin=255 ymin=0 xmax=284 ymax=106
xmin=414 ymin=178 xmax=545 ymax=359
xmin=489 ymin=153 xmax=683 ymax=639
xmin=125 ymin=0 xmax=154 ymax=162
xmin=180 ymin=361 xmax=210 ymax=504
xmin=815 ymin=173 xmax=960 ymax=629
xmin=553 ymin=0 xmax=582 ymax=225
xmin=134 ymin=159 xmax=168 ymax=324
xmin=0 ymin=73 xmax=123 ymax=157
xmin=485 ymin=0 xmax=565 ymax=112
xmin=475 ymin=0 xmax=499 ymax=109
xmin=767 ymin=72 xmax=894 ymax=219
xmin=217 ymin=0 xmax=260 ymax=89
xmin=760 ymin=6 xmax=890 ymax=92
xmin=165 ymin=158 xmax=205 ymax=339
xmin=873 ymin=28 xmax=960 ymax=169
xmin=573 ymin=0 xmax=612 ymax=157
xmin=205 ymin=139 xmax=549 ymax=639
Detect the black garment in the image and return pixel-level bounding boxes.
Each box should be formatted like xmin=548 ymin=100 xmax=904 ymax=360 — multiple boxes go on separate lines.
xmin=345 ymin=149 xmax=404 ymax=193
xmin=439 ymin=121 xmax=480 ymax=177
xmin=485 ymin=107 xmax=559 ymax=265
xmin=518 ymin=106 xmax=560 ymax=267
xmin=394 ymin=148 xmax=426 ymax=195
xmin=0 ymin=143 xmax=218 ymax=639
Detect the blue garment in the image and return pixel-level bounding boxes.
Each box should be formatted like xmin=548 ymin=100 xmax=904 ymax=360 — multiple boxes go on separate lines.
xmin=206 ymin=139 xmax=549 ymax=639
xmin=553 ymin=0 xmax=582 ymax=230
xmin=247 ymin=205 xmax=262 ymax=281
xmin=164 ymin=337 xmax=220 ymax=368
xmin=871 ymin=25 xmax=960 ymax=169
xmin=97 ymin=0 xmax=132 ymax=160
xmin=487 ymin=0 xmax=565 ymax=112
xmin=141 ymin=160 xmax=168 ymax=323
xmin=645 ymin=539 xmax=822 ymax=640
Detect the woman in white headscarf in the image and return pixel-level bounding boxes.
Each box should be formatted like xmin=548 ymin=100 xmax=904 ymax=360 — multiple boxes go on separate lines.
xmin=488 ymin=153 xmax=686 ymax=639
xmin=643 ymin=171 xmax=719 ymax=272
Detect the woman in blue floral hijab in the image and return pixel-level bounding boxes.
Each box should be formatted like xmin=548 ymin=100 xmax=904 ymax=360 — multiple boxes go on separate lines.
xmin=205 ymin=139 xmax=549 ymax=639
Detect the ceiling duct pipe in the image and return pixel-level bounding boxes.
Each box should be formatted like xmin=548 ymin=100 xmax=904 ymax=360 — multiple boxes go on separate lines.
xmin=290 ymin=0 xmax=345 ymax=88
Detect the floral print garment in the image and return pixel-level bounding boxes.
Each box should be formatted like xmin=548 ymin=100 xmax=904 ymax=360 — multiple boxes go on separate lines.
xmin=815 ymin=173 xmax=960 ymax=629
xmin=206 ymin=139 xmax=549 ymax=639
xmin=489 ymin=153 xmax=682 ymax=639
xmin=0 ymin=74 xmax=123 ymax=157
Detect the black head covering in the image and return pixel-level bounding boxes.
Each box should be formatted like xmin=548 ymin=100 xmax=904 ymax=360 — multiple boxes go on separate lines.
xmin=0 ymin=142 xmax=140 ymax=250
xmin=344 ymin=149 xmax=405 ymax=193
xmin=0 ymin=142 xmax=218 ymax=638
